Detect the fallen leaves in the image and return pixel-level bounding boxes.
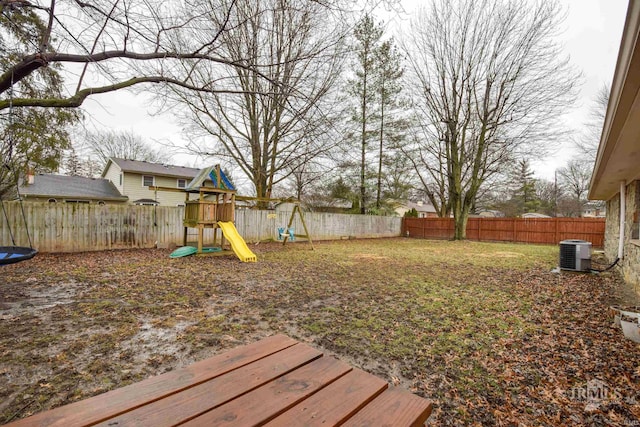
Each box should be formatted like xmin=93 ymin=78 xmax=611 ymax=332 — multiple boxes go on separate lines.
xmin=0 ymin=239 xmax=638 ymax=425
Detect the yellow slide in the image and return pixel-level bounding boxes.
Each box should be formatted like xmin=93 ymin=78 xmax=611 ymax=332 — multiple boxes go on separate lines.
xmin=218 ymin=222 xmax=257 ymax=262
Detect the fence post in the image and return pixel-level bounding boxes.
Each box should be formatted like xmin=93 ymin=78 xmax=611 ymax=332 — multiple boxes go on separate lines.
xmin=478 ymin=218 xmax=482 ymax=241
xmin=554 ymin=218 xmax=560 ymax=244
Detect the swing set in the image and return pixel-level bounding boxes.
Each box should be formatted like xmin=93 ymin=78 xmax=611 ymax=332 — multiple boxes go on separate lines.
xmin=0 ymin=179 xmax=37 ymax=265
xmin=1 ymin=72 xmax=37 ymax=265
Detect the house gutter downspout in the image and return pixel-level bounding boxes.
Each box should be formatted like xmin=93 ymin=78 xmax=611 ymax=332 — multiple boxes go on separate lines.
xmin=619 ymin=180 xmax=626 ymax=260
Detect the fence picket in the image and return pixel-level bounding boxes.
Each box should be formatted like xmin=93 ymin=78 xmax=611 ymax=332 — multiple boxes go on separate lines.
xmin=0 ymin=202 xmax=402 ymax=253
xmin=1 ymin=202 xmax=606 ymax=252
xmin=403 ymin=217 xmax=605 ymax=247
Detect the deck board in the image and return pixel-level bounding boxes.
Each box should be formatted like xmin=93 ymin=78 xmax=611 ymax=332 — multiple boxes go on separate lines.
xmin=263 ymin=369 xmax=388 ymax=426
xmin=341 ymin=387 xmax=433 ymax=427
xmin=5 ymin=335 xmax=297 ymax=427
xmin=4 ymin=334 xmax=432 ymax=427
xmin=182 ymin=356 xmax=352 ymax=427
xmin=95 ymin=343 xmax=322 ymax=427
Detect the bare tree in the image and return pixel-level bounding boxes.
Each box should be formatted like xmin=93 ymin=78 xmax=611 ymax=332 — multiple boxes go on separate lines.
xmin=575 ymin=83 xmax=610 ymax=164
xmin=77 ymin=129 xmax=170 ymax=171
xmin=0 ymin=0 xmax=272 ymax=110
xmin=1 ymin=0 xmax=402 ymax=111
xmin=277 ymin=156 xmax=332 ymax=201
xmin=403 ymin=0 xmax=578 ymax=239
xmin=557 ymin=158 xmax=591 ymax=215
xmin=172 ymin=0 xmax=346 ymax=202
xmin=534 ymin=179 xmax=561 ymax=217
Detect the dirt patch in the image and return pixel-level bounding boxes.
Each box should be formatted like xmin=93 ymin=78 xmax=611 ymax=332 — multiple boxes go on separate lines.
xmin=478 ymin=251 xmax=525 ymax=258
xmin=351 ymin=253 xmax=389 ymax=260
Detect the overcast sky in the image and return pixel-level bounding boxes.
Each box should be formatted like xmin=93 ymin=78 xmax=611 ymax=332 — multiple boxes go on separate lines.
xmin=79 ymin=0 xmax=629 ymax=180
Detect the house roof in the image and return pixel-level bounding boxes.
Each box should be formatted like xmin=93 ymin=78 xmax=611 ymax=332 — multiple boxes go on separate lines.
xmin=102 ymin=158 xmax=201 ymax=180
xmin=589 ymin=1 xmax=640 ymax=200
xmin=403 ymin=201 xmax=437 ymax=213
xmin=19 ymin=174 xmax=128 ymax=201
xmin=521 ymin=212 xmax=551 ymax=219
xmin=132 ymin=198 xmax=159 ymax=205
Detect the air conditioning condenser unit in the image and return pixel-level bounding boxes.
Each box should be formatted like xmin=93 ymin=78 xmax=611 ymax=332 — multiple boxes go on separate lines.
xmin=559 ymin=239 xmax=592 ymax=272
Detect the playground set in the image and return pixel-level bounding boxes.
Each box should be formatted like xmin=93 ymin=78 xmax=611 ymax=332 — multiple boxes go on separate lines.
xmin=1 ymin=163 xmax=311 ymax=265
xmin=168 ymin=165 xmax=312 ymax=263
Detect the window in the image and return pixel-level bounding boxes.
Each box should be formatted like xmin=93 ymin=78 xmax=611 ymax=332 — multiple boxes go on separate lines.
xmin=119 ymin=173 xmax=123 ymax=186
xmin=65 ymin=200 xmax=90 ymax=204
xmin=48 ymin=198 xmax=57 ymax=203
xmin=177 ymin=179 xmax=187 ymax=189
xmin=97 ymin=201 xmax=106 ymax=206
xmin=142 ymin=175 xmax=154 ymax=187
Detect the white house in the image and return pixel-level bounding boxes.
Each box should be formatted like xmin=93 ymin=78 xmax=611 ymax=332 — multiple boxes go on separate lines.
xmin=589 ymin=1 xmax=640 ymax=288
xmin=102 ymin=158 xmax=201 ymax=206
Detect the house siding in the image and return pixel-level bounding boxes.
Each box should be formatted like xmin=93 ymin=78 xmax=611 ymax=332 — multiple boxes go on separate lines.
xmin=123 ymin=173 xmax=188 ymax=206
xmin=103 ymin=162 xmax=123 ymax=194
xmin=604 ymin=180 xmax=640 ymax=290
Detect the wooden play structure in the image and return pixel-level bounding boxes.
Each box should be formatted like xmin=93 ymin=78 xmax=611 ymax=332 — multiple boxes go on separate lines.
xmin=153 ymin=164 xmax=313 ymax=262
xmin=181 ymin=165 xmax=256 ymax=262
xmin=272 ymin=201 xmax=314 ymax=249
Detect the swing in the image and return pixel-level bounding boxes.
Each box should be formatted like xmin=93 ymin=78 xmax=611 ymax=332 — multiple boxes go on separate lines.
xmin=0 ymin=194 xmax=37 ymax=265
xmin=0 ymin=72 xmax=37 ymax=265
xmin=0 ymin=245 xmax=37 ymax=265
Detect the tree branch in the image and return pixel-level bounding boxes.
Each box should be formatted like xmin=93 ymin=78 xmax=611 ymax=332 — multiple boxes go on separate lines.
xmin=0 ymin=76 xmax=275 ymax=109
xmin=0 ymin=50 xmax=270 ymax=95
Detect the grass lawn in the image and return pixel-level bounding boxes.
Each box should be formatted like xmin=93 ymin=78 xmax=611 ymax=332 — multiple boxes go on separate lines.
xmin=1 ymin=238 xmax=639 ymax=425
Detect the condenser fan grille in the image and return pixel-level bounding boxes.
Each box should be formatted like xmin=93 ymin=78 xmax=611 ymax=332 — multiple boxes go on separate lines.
xmin=559 ymin=239 xmax=592 ymax=272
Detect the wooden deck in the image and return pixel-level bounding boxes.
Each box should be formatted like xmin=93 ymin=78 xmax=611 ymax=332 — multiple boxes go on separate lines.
xmin=5 ymin=335 xmax=432 ymax=427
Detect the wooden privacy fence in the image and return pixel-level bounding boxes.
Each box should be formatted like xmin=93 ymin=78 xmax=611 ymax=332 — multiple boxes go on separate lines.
xmin=0 ymin=202 xmax=402 ymax=253
xmin=403 ymin=217 xmax=606 ymax=247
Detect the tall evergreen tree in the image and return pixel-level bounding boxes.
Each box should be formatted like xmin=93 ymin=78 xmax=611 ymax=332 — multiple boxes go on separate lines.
xmin=513 ymin=159 xmax=540 ymax=214
xmin=0 ymin=4 xmax=80 ymax=197
xmin=374 ymin=39 xmax=405 ymax=209
xmin=350 ymin=15 xmax=383 ymax=214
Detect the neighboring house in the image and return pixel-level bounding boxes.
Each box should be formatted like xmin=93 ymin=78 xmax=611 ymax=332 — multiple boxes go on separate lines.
xmin=589 ymin=1 xmax=640 ymax=287
xmin=474 ymin=209 xmax=505 ymax=218
xmin=396 ymin=201 xmax=438 ymax=218
xmin=102 ymin=158 xmax=201 ymax=206
xmin=521 ymin=212 xmax=551 ymax=219
xmin=303 ymin=195 xmax=353 ymax=213
xmin=582 ymin=201 xmax=606 ymax=218
xmin=19 ymin=174 xmax=128 ymax=204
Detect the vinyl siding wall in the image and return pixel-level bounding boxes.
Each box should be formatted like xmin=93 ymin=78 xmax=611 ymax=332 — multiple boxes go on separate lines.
xmin=103 ymin=162 xmax=192 ymax=206
xmin=122 ymin=173 xmax=190 ymax=206
xmin=103 ymin=163 xmax=124 ymax=194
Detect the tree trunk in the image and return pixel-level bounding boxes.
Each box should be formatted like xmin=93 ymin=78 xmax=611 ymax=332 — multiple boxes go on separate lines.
xmin=453 ymin=207 xmax=469 ymax=240
xmin=376 ymin=97 xmax=384 ymax=210
xmin=360 ymin=71 xmax=367 ymax=215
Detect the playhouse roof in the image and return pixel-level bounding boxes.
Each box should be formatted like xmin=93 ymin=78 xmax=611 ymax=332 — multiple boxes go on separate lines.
xmin=185 ymin=166 xmax=235 ymax=192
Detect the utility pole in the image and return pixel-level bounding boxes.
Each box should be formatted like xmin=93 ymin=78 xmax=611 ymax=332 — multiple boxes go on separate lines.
xmin=554 ymin=169 xmax=558 ymax=217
